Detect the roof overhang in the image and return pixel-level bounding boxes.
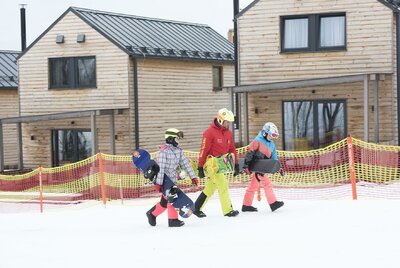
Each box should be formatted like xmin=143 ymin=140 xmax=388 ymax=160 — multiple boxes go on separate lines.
xmin=0 ymin=108 xmax=128 ymax=124
xmin=227 ymin=73 xmax=391 ymax=93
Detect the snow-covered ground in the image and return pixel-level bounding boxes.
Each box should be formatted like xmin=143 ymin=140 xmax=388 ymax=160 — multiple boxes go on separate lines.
xmin=1 ymin=191 xmax=399 ymax=268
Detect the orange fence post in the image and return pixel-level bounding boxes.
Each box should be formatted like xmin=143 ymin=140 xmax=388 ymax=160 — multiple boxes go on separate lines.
xmin=98 ymin=152 xmax=107 ymax=206
xmin=346 ymin=136 xmax=358 ymax=200
xmin=39 ymin=167 xmax=43 ymax=213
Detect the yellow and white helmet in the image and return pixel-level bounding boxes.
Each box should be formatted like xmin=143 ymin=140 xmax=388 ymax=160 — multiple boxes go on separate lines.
xmin=217 ymin=108 xmax=234 ymax=125
xmin=164 ymin=128 xmax=184 ymax=139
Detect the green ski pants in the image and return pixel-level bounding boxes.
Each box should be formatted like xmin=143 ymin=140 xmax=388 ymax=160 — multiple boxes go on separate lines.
xmin=200 ymin=172 xmax=233 ymax=215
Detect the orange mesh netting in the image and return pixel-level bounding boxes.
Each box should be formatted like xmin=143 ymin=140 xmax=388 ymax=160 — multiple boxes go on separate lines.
xmin=1 ymin=137 xmax=400 ymax=212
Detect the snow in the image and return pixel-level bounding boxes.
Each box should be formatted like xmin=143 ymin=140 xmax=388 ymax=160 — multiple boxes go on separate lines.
xmin=1 ymin=191 xmax=399 ymax=268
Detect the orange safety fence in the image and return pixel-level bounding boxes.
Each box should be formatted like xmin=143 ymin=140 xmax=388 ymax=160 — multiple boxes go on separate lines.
xmin=1 ymin=136 xmax=400 ymax=212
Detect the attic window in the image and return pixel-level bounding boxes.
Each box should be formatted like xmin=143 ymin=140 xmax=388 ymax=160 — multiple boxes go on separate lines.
xmin=56 ymin=35 xmax=64 ymax=44
xmin=225 ymin=53 xmax=232 ymax=59
xmin=77 ymin=34 xmax=85 ymax=43
xmin=168 ymin=49 xmax=175 ymax=55
xmin=180 ymin=50 xmax=188 ymax=56
xmin=215 ymin=52 xmax=222 ymax=58
xmin=125 ymin=46 xmax=133 ymax=52
xmin=204 ymin=52 xmax=211 ymax=57
xmin=140 ymin=47 xmax=148 ymax=53
xmin=9 ymin=76 xmax=15 ymax=82
xmin=193 ymin=51 xmax=200 ymax=57
xmin=155 ymin=48 xmax=162 ymax=54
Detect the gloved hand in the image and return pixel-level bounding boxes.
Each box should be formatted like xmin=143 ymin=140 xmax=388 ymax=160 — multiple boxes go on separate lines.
xmin=166 ymin=186 xmax=179 ymax=203
xmin=198 ymin=167 xmax=205 ymax=178
xmin=279 ymin=168 xmax=285 ymax=176
xmin=191 ymin=177 xmax=199 ymax=187
xmin=154 ymin=184 xmax=163 ymax=192
xmin=233 ymin=164 xmax=240 ymax=177
xmin=241 ymin=168 xmax=251 ymax=175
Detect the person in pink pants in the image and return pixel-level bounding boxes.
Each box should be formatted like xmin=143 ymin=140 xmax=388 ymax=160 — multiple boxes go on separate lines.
xmin=242 ymin=122 xmax=284 ymax=212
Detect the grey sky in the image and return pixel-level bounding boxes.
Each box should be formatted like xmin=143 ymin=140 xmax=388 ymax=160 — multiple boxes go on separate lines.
xmin=0 ymin=0 xmax=253 ymax=51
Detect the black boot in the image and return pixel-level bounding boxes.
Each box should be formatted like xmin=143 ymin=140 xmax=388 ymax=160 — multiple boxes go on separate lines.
xmin=193 ymin=192 xmax=207 ymax=218
xmin=225 ymin=210 xmax=239 ymax=217
xmin=168 ymin=219 xmax=185 ymax=227
xmin=193 ymin=210 xmax=207 ymax=218
xmin=146 ymin=206 xmax=157 ymax=226
xmin=270 ymin=201 xmax=284 ymax=212
xmin=242 ymin=205 xmax=258 ymax=212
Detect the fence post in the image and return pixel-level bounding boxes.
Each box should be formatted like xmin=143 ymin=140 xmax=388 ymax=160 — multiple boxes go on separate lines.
xmin=346 ymin=136 xmax=358 ymax=200
xmin=98 ymin=152 xmax=107 ymax=206
xmin=39 ymin=167 xmax=43 ymax=213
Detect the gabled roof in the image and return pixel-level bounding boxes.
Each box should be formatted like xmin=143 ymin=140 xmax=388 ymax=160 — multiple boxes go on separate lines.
xmin=237 ymin=1 xmax=400 ymax=19
xmin=0 ymin=50 xmax=19 ymax=89
xmin=19 ymin=7 xmax=234 ymax=63
xmin=379 ymin=0 xmax=400 ymax=11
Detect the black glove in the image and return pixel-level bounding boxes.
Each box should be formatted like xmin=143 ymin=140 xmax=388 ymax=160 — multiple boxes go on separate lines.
xmin=166 ymin=186 xmax=179 ymax=203
xmin=198 ymin=167 xmax=205 ymax=178
xmin=233 ymin=164 xmax=240 ymax=177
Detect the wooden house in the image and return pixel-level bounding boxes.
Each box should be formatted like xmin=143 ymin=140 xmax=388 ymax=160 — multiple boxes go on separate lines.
xmin=0 ymin=50 xmax=19 ymax=170
xmin=231 ymin=0 xmax=400 ymax=150
xmin=0 ymin=7 xmax=234 ymax=170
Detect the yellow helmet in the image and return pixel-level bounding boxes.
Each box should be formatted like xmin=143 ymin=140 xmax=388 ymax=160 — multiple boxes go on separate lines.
xmin=164 ymin=128 xmax=184 ymax=139
xmin=217 ymin=108 xmax=234 ymax=124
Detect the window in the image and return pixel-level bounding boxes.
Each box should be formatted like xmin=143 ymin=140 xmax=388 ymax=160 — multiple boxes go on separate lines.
xmin=52 ymin=130 xmax=92 ymax=166
xmin=281 ymin=13 xmax=346 ymax=53
xmin=283 ymin=100 xmax=347 ymax=150
xmin=49 ymin=56 xmax=96 ymax=89
xmin=212 ymin=66 xmax=223 ymax=91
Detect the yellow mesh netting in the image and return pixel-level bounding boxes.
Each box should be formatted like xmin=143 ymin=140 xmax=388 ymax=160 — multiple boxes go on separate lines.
xmin=1 ymin=137 xmax=400 ymax=206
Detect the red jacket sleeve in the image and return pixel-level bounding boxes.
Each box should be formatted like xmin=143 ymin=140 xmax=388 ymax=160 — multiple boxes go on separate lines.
xmin=198 ymin=130 xmax=213 ymax=168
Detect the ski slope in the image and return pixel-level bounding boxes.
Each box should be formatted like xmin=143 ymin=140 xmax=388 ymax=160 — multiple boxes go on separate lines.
xmin=1 ymin=194 xmax=399 ymax=268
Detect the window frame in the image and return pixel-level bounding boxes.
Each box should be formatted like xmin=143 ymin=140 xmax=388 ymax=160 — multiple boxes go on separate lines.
xmin=281 ymin=12 xmax=346 ymax=53
xmin=51 ymin=129 xmax=92 ymax=167
xmin=48 ymin=56 xmax=97 ymax=89
xmin=212 ymin=66 xmax=223 ymax=91
xmin=282 ymin=99 xmax=347 ymax=150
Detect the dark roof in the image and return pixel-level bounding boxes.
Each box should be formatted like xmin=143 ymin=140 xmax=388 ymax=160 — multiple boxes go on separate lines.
xmin=19 ymin=7 xmax=234 ymax=63
xmin=379 ymin=0 xmax=400 ymax=11
xmin=235 ymin=0 xmax=260 ymax=19
xmin=0 ymin=50 xmax=19 ymax=89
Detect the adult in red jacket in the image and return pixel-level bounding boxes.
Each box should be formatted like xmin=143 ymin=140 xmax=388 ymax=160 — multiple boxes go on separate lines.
xmin=193 ymin=108 xmax=240 ymax=217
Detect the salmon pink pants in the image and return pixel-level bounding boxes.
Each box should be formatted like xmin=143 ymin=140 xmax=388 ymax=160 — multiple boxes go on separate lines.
xmin=243 ymin=173 xmax=277 ymax=206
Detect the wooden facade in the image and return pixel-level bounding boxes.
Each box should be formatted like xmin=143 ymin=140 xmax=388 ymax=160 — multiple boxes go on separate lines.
xmin=17 ymin=10 xmax=234 ymax=168
xmin=236 ymin=0 xmax=397 ymax=149
xmin=0 ymin=90 xmax=18 ymax=168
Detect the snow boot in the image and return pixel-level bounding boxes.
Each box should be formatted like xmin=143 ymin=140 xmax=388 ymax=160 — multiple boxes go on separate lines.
xmin=242 ymin=205 xmax=258 ymax=212
xmin=168 ymin=219 xmax=185 ymax=227
xmin=270 ymin=201 xmax=284 ymax=212
xmin=146 ymin=207 xmax=157 ymax=226
xmin=193 ymin=210 xmax=207 ymax=218
xmin=225 ymin=210 xmax=239 ymax=217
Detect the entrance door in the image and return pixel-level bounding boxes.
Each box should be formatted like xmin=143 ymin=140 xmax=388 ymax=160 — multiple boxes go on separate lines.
xmin=52 ymin=129 xmax=92 ymax=166
xmin=283 ymin=100 xmax=346 ymax=150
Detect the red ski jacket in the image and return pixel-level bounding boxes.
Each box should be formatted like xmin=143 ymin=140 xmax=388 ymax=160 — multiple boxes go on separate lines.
xmin=198 ymin=118 xmax=238 ymax=168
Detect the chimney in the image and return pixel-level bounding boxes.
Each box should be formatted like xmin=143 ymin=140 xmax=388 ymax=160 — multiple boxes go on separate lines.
xmin=227 ymin=29 xmax=234 ymax=43
xmin=20 ymin=4 xmax=27 ymax=51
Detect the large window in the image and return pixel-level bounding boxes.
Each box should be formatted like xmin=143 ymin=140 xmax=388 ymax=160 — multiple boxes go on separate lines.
xmin=212 ymin=66 xmax=223 ymax=91
xmin=52 ymin=130 xmax=92 ymax=166
xmin=49 ymin=56 xmax=96 ymax=89
xmin=281 ymin=13 xmax=346 ymax=53
xmin=283 ymin=100 xmax=347 ymax=150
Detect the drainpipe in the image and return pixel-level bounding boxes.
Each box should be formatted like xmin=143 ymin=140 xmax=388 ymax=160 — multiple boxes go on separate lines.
xmin=397 ymin=13 xmax=400 ymax=145
xmin=133 ymin=57 xmax=139 ymax=149
xmin=233 ymin=0 xmax=242 ymax=144
xmin=20 ymin=4 xmax=27 ymax=51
